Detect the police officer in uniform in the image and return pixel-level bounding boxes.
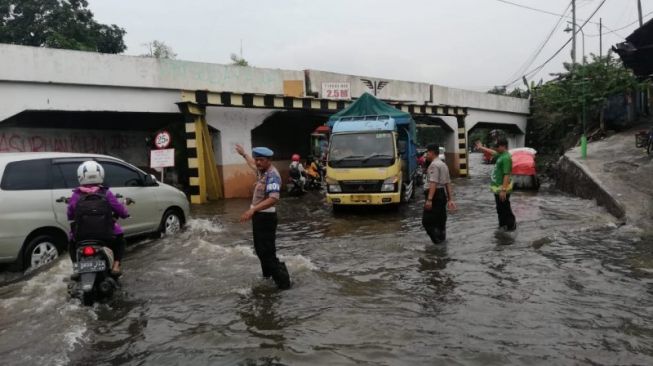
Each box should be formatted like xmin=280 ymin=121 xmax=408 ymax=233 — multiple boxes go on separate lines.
xmin=236 ymin=144 xmax=291 ymax=290
xmin=422 ymin=144 xmax=457 ymax=244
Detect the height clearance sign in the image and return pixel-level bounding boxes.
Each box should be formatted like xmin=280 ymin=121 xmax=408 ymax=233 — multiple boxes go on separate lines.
xmin=151 ymin=130 xmax=174 ymax=169
xmin=322 ymin=82 xmax=351 ymax=100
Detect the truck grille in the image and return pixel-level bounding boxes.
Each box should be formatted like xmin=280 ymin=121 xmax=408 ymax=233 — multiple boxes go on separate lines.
xmin=339 ymin=180 xmax=384 ymax=193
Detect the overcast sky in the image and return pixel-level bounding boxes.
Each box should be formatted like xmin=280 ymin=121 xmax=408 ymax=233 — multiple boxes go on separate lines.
xmin=87 ymin=0 xmax=648 ymax=91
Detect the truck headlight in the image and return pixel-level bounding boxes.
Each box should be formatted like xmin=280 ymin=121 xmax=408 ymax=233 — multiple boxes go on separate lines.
xmin=328 ymin=184 xmax=342 ymax=193
xmin=326 ymin=177 xmax=341 ymax=193
xmin=381 ymin=176 xmax=399 ymax=192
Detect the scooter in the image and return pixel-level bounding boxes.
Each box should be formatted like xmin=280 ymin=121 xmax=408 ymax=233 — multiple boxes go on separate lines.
xmin=68 ymin=240 xmax=119 ymax=306
xmin=67 ymin=194 xmax=133 ymax=306
xmin=305 ymin=174 xmax=323 ymax=190
xmin=287 ymin=176 xmax=306 ymax=195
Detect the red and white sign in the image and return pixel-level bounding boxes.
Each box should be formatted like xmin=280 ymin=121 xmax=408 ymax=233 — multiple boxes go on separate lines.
xmin=322 ymin=82 xmax=351 ymax=100
xmin=150 ymin=148 xmax=175 ymax=168
xmin=154 ymin=130 xmax=172 ymax=149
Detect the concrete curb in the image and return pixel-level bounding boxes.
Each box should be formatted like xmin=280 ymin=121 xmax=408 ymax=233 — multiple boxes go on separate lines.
xmin=555 ymin=155 xmax=626 ymax=221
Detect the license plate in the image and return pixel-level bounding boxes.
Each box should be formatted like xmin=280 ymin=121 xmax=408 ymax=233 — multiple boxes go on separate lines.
xmin=351 ymin=195 xmax=372 ymax=202
xmin=75 ymin=260 xmax=106 ymax=273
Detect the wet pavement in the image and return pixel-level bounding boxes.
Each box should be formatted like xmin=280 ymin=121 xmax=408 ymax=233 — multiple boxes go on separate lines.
xmin=567 ymin=124 xmax=653 ymax=227
xmin=1 ymin=154 xmax=652 ymax=365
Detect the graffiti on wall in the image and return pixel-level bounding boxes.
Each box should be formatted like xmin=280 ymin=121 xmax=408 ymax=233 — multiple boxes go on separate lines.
xmin=0 ymin=133 xmax=129 ymax=153
xmin=0 ymin=128 xmax=149 ymax=165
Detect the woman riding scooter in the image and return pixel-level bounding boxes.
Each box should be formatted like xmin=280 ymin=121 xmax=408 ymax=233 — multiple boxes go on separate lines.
xmin=67 ymin=161 xmax=129 ymax=276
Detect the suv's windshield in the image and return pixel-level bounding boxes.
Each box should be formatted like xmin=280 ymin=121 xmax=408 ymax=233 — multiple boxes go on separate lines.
xmin=329 ymin=132 xmax=395 ymax=168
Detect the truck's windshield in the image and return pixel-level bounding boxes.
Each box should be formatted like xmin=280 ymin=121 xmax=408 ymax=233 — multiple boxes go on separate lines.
xmin=329 ymin=132 xmax=395 ymax=168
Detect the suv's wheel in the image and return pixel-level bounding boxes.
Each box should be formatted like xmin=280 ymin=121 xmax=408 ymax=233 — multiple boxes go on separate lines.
xmin=24 ymin=235 xmax=61 ymax=270
xmin=160 ymin=209 xmax=184 ymax=236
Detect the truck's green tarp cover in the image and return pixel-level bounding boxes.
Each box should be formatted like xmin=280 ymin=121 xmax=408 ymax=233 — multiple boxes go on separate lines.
xmin=328 ymin=92 xmax=412 ymax=124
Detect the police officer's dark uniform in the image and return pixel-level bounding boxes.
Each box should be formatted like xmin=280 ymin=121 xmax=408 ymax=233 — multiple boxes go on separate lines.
xmin=247 ymin=147 xmax=291 ymax=289
xmin=422 ymin=153 xmax=452 ymax=244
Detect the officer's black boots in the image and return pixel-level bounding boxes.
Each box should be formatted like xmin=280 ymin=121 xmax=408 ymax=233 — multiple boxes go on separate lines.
xmin=273 ymin=262 xmax=291 ymax=290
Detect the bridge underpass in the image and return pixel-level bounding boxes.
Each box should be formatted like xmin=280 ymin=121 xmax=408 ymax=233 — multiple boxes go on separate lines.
xmin=0 ymin=43 xmax=529 ymax=204
xmin=467 ymin=121 xmax=526 ymax=167
xmin=179 ymin=90 xmax=469 ymax=203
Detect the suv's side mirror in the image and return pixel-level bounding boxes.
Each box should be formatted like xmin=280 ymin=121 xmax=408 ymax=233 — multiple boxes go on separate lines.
xmin=144 ymin=174 xmax=158 ymax=186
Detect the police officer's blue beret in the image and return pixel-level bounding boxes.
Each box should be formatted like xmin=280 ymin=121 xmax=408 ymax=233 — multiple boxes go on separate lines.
xmin=252 ymin=147 xmax=274 ymax=158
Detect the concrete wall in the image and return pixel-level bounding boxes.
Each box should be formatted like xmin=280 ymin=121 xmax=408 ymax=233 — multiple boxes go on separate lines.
xmin=306 ymin=70 xmax=431 ymax=103
xmin=0 ymin=81 xmax=181 ymax=122
xmin=0 ymin=44 xmax=304 ymax=95
xmin=432 ymin=85 xmax=530 ymax=114
xmin=205 ymin=107 xmax=276 ymax=198
xmin=0 ymin=127 xmax=149 ymax=166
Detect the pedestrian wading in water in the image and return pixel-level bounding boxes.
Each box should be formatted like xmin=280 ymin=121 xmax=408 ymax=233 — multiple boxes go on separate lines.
xmin=236 ymin=144 xmax=291 ymax=290
xmin=475 ymin=137 xmax=517 ymax=231
xmin=422 ymin=144 xmax=457 ymax=244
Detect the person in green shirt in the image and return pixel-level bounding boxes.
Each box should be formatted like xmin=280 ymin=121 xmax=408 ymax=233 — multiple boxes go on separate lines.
xmin=475 ymin=137 xmax=516 ymax=231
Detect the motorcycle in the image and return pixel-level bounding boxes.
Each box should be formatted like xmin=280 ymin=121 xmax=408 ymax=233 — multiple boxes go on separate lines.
xmin=287 ymin=176 xmax=306 ymax=195
xmin=68 ymin=240 xmax=119 ymax=306
xmin=67 ymin=194 xmax=133 ymax=306
xmin=305 ymin=174 xmax=322 ymax=190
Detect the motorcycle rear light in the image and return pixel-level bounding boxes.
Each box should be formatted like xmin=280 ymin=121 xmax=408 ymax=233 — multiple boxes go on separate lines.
xmin=82 ymin=246 xmax=95 ymax=256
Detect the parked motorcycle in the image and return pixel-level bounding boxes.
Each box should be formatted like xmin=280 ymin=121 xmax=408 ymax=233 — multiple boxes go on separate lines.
xmin=67 ymin=240 xmax=119 ymax=306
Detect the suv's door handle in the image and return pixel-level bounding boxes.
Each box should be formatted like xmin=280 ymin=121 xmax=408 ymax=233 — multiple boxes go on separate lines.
xmin=56 ymin=196 xmax=69 ymax=203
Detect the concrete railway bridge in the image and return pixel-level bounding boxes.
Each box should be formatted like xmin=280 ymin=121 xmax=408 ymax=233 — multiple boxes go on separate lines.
xmin=0 ymin=44 xmax=529 ymax=203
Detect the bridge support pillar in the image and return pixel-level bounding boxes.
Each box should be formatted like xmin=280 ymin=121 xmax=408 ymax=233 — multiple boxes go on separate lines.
xmin=178 ymin=101 xmax=223 ymax=204
xmin=456 ymin=116 xmax=469 ymax=177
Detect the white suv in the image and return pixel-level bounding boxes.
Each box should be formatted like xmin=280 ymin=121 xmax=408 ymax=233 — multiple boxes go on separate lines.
xmin=0 ymin=153 xmax=190 ymax=271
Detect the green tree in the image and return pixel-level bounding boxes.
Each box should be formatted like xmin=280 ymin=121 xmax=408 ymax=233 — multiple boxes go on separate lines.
xmin=142 ymin=40 xmax=176 ymax=59
xmin=528 ymin=54 xmax=643 ymax=153
xmin=0 ymin=0 xmax=126 ymax=53
xmin=488 ymin=85 xmax=529 ymax=99
xmin=230 ymin=53 xmax=249 ymax=66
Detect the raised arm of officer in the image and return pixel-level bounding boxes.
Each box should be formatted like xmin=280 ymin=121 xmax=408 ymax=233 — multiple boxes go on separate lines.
xmin=235 ymin=143 xmax=257 ymax=171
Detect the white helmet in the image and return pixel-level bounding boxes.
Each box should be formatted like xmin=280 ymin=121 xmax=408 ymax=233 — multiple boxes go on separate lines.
xmin=77 ymin=161 xmax=105 ymax=185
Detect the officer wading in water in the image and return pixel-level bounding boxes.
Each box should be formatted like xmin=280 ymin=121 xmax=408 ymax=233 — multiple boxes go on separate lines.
xmin=422 ymin=144 xmax=457 ymax=244
xmin=236 ymin=144 xmax=291 ymax=290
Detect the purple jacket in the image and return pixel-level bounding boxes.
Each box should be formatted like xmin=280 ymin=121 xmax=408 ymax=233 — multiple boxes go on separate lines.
xmin=67 ymin=185 xmax=129 ymax=238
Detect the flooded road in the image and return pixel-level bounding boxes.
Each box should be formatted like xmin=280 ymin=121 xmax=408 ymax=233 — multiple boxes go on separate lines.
xmin=1 ymin=154 xmax=652 ymax=365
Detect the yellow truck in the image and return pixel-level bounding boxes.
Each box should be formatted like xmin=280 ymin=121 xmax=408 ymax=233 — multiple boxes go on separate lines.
xmin=325 ymin=93 xmax=418 ymax=208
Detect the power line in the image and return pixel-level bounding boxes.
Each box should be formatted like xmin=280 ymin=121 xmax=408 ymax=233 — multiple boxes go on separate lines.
xmin=495 ymin=0 xmax=601 ymax=25
xmin=504 ymin=0 xmax=609 ymax=87
xmin=585 ymin=10 xmax=653 ymax=37
xmin=495 ymin=0 xmax=626 ymax=37
xmin=503 ymin=2 xmax=572 ymax=85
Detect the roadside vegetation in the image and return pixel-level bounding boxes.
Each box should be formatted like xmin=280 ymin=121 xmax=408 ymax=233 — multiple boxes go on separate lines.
xmin=491 ymin=55 xmax=646 ymax=154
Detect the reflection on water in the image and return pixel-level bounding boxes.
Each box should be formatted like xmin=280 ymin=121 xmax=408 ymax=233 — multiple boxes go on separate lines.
xmin=1 ymin=154 xmax=652 ymax=365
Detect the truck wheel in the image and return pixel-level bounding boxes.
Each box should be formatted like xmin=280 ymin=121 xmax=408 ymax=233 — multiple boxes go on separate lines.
xmin=24 ymin=235 xmax=61 ymax=271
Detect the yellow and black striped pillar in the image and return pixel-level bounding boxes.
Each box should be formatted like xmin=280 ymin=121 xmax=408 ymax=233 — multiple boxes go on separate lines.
xmin=178 ymin=101 xmax=223 ymax=204
xmin=456 ymin=116 xmax=468 ymax=177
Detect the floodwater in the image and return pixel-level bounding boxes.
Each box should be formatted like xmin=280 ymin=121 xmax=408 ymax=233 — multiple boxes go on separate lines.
xmin=1 ymin=154 xmax=652 ymax=365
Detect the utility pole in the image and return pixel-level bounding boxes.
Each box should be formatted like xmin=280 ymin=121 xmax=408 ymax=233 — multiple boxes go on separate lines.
xmin=638 ymin=0 xmax=644 ymax=27
xmin=572 ymin=0 xmax=577 ymax=65
xmin=599 ymin=18 xmax=603 ymax=57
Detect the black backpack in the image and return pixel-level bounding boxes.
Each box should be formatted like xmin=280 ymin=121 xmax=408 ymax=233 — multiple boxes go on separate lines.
xmin=289 ymin=164 xmax=301 ymax=179
xmin=73 ymin=192 xmax=115 ymax=242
